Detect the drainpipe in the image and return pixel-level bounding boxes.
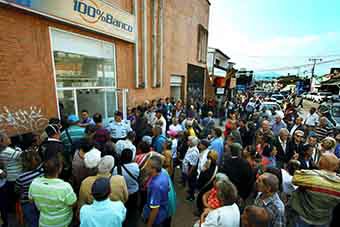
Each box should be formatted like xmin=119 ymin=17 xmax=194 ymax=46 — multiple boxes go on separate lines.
xmin=158 ymin=0 xmax=164 ymax=87
xmin=142 ymin=0 xmax=148 ymax=88
xmin=133 ymin=0 xmax=139 ymax=88
xmin=152 ymin=0 xmax=158 ymax=87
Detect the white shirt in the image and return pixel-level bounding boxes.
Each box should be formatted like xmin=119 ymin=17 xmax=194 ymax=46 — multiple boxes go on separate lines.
xmin=278 ymin=137 xmax=287 ymax=153
xmin=198 ymin=149 xmax=210 ymax=176
xmin=281 ymin=169 xmax=297 ymax=195
xmin=115 ymin=139 xmax=136 ymax=160
xmin=289 ymin=124 xmax=299 ymax=136
xmin=195 ymin=203 xmax=240 ymax=227
xmin=305 ymin=113 xmax=319 ymax=127
xmin=155 ymin=116 xmax=167 ymax=135
xmin=169 ymin=124 xmax=183 ymax=133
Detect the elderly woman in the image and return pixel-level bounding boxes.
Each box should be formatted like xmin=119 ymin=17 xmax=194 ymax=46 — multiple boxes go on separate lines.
xmin=201 ymin=173 xmax=230 ymax=211
xmin=194 ymin=179 xmax=240 ymax=227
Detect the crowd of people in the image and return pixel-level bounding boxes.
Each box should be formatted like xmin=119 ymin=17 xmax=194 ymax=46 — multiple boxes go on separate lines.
xmin=0 ymin=94 xmax=340 ymax=227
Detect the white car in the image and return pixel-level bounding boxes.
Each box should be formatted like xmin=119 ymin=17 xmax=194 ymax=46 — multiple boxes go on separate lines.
xmin=271 ymin=94 xmax=285 ymax=105
xmin=313 ymin=92 xmax=333 ymax=103
xmin=260 ymin=102 xmax=284 ymax=119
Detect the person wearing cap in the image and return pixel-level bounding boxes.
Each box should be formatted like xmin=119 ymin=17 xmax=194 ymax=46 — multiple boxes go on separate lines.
xmin=197 ymin=139 xmax=211 ymax=177
xmin=286 ymin=130 xmax=304 ymax=163
xmin=106 ymin=111 xmax=132 ymax=143
xmin=71 ymin=138 xmax=97 ymax=194
xmin=80 ymin=178 xmax=126 ymax=227
xmin=115 ymin=131 xmax=137 ymax=160
xmin=78 ymin=156 xmax=128 ymax=211
xmin=39 ymin=124 xmax=64 ymax=162
xmin=60 ymin=114 xmax=85 ymax=155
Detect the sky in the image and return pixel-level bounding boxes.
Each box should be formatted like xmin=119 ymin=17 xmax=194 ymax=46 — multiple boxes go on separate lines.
xmin=208 ymin=0 xmax=340 ymax=79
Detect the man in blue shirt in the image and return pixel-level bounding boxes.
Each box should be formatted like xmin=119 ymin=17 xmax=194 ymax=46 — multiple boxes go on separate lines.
xmin=106 ymin=111 xmax=132 ymax=143
xmin=80 ymin=177 xmax=126 ymax=227
xmin=272 ymin=115 xmax=287 ymax=137
xmin=152 ymin=126 xmax=167 ymax=154
xmin=143 ymin=155 xmax=169 ymax=227
xmin=209 ymin=128 xmax=224 ymax=165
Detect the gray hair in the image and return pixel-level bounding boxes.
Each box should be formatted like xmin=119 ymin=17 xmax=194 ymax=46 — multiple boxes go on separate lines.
xmin=215 ymin=173 xmax=229 ymax=183
xmin=279 ymin=128 xmax=289 ymax=136
xmin=150 ymin=155 xmax=162 ymax=173
xmin=188 ymin=136 xmax=199 ymax=146
xmin=216 ymin=180 xmax=238 ymax=206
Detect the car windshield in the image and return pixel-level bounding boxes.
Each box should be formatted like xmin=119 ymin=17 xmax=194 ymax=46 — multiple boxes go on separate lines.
xmin=332 ymin=106 xmax=340 ymax=118
xmin=272 ymin=95 xmax=284 ymax=100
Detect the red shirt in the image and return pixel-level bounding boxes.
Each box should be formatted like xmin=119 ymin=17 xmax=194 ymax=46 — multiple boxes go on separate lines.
xmin=207 ymin=187 xmax=221 ymax=209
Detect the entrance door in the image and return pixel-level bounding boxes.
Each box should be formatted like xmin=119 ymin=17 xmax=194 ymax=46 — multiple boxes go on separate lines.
xmin=187 ymin=64 xmax=205 ymax=103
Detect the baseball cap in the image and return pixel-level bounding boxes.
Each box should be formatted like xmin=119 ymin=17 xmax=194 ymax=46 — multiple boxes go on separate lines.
xmin=142 ymin=135 xmax=152 ymax=145
xmin=200 ymin=139 xmax=210 ymax=148
xmin=84 ymin=148 xmax=101 ymax=169
xmin=92 ymin=177 xmax=110 ymax=198
xmin=98 ymin=156 xmax=115 ymax=174
xmin=67 ymin=114 xmax=79 ymax=123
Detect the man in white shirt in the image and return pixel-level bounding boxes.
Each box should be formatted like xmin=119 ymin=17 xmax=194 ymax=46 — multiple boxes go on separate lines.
xmin=197 ymin=139 xmax=210 ymax=177
xmin=155 ymin=109 xmax=167 ymax=135
xmin=304 ymin=107 xmax=319 ymax=128
xmin=289 ymin=117 xmax=304 ymax=136
xmin=115 ymin=131 xmax=136 ymax=160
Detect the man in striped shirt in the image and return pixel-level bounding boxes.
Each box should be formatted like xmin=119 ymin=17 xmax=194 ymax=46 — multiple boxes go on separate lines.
xmin=29 ymin=157 xmax=77 ymax=227
xmin=15 ymin=150 xmax=44 ymax=227
xmin=314 ymin=117 xmax=334 ymax=141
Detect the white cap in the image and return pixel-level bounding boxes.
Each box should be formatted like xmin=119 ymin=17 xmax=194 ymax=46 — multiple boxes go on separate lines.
xmin=84 ymin=148 xmax=101 ymax=169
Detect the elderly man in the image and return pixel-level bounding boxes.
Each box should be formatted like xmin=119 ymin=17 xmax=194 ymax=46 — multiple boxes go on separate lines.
xmin=291 ymin=153 xmax=340 ymax=227
xmin=315 ymin=117 xmax=334 ymax=141
xmin=272 ymin=115 xmax=287 ymax=137
xmin=273 ymin=128 xmax=289 ymax=168
xmin=78 ymin=156 xmax=128 ymax=211
xmin=254 ymin=172 xmax=285 ymax=227
xmin=255 ymin=120 xmax=274 ymax=145
xmin=289 ymin=116 xmax=304 ymax=137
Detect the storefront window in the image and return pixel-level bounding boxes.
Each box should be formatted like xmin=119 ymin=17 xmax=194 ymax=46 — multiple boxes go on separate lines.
xmin=50 ymin=28 xmax=118 ymax=118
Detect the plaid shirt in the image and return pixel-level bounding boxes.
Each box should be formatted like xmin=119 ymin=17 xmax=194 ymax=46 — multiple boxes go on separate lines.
xmin=254 ymin=192 xmax=285 ymax=227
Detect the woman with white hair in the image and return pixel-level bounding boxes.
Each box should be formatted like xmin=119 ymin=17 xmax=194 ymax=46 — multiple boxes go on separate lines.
xmin=194 ymin=179 xmax=240 ymax=227
xmin=182 ymin=136 xmax=200 ymax=201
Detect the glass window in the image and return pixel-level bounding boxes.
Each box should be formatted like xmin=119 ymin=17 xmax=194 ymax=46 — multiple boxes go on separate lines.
xmin=51 ymin=29 xmax=115 ymax=88
xmin=51 ymin=29 xmax=118 ymax=119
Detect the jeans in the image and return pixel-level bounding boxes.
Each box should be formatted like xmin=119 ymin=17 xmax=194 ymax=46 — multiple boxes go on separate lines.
xmin=295 ymin=216 xmax=329 ymax=227
xmin=0 ymin=185 xmax=8 ymax=227
xmin=21 ymin=203 xmax=39 ymax=227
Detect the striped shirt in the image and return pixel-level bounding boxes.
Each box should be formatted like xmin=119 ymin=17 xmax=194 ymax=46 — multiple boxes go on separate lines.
xmin=314 ymin=126 xmax=333 ymax=141
xmin=0 ymin=146 xmax=23 ymax=182
xmin=15 ymin=164 xmax=44 ymax=203
xmin=60 ymin=125 xmax=85 ymax=153
xmin=29 ymin=177 xmax=77 ymax=227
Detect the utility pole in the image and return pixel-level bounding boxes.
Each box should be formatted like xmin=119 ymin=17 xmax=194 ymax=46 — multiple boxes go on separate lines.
xmin=309 ymin=58 xmax=322 ymax=91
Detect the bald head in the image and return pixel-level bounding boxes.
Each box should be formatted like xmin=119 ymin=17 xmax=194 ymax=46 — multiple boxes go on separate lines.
xmin=262 ymin=120 xmax=270 ymax=132
xmin=319 ymin=153 xmax=340 ymax=172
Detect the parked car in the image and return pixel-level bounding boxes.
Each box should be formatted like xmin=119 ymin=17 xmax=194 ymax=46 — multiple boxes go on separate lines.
xmin=313 ymin=92 xmax=333 ymax=103
xmin=271 ymin=94 xmax=285 ymax=105
xmin=331 ymin=103 xmax=340 ymax=131
xmin=306 ymin=92 xmax=317 ymax=100
xmin=260 ymin=102 xmax=284 ymax=119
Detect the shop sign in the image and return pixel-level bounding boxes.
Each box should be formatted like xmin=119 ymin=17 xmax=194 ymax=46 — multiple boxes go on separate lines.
xmin=2 ymin=0 xmax=136 ymax=43
xmin=215 ymin=88 xmax=225 ymax=95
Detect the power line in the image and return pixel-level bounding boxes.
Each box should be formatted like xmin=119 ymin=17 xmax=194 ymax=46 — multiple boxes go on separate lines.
xmin=253 ymin=58 xmax=340 ymax=72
